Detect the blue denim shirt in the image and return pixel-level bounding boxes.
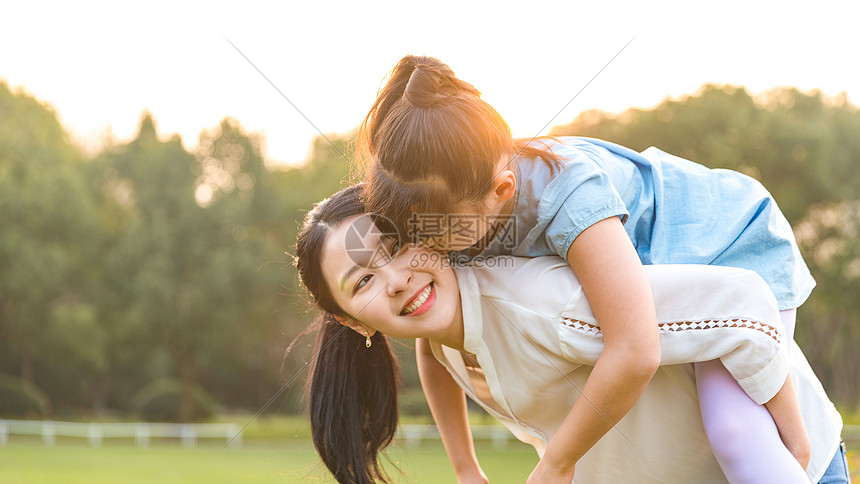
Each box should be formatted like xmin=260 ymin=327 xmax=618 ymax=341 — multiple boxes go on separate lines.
xmin=474 ymin=137 xmax=815 ymax=310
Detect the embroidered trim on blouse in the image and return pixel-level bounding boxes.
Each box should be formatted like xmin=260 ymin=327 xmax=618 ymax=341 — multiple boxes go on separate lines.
xmin=560 ymin=318 xmax=781 ymax=344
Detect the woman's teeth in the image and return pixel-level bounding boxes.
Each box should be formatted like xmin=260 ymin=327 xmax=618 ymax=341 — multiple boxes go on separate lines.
xmin=402 ymin=284 xmax=432 ymax=315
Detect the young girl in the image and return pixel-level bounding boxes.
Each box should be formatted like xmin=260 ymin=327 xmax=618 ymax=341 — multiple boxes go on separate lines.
xmin=293 ymin=185 xmax=845 ymax=484
xmin=359 ymin=55 xmax=822 ymax=483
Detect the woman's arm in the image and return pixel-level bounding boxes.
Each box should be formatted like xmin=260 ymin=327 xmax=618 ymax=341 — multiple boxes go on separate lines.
xmin=765 ymin=374 xmax=811 ymax=469
xmin=416 ymin=338 xmax=488 ymax=484
xmin=529 ymin=216 xmax=661 ymax=483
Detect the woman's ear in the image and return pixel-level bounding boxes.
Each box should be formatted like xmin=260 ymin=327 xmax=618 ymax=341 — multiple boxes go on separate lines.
xmin=337 ymin=315 xmax=377 ymax=338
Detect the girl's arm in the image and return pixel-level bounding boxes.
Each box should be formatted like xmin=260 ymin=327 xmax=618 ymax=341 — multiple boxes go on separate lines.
xmin=558 ymin=260 xmax=810 ymax=472
xmin=416 ymin=338 xmax=488 ymax=484
xmin=529 ymin=216 xmax=661 ymax=483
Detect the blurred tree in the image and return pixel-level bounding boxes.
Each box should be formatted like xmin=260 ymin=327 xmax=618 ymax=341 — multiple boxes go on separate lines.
xmin=0 ymin=82 xmax=103 ymax=413
xmin=95 ymin=115 xmax=303 ymax=420
xmin=794 ymin=202 xmax=860 ymax=406
xmin=190 ymin=118 xmax=293 ymax=410
xmin=93 ymin=114 xmax=204 ymax=419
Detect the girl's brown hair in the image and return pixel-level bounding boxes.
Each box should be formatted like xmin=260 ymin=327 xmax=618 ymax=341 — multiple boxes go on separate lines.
xmin=359 ymin=55 xmax=561 ymax=242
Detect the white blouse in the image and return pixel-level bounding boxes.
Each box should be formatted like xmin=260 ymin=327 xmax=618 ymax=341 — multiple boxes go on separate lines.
xmin=430 ymin=258 xmax=842 ymax=483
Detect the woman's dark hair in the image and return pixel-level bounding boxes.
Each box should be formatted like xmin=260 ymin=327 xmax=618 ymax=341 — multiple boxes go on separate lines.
xmin=359 ymin=55 xmax=562 ymax=241
xmin=294 ymin=184 xmax=400 ymax=484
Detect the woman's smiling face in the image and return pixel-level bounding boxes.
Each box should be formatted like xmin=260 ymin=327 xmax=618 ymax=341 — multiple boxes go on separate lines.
xmin=321 ymin=214 xmax=463 ymax=347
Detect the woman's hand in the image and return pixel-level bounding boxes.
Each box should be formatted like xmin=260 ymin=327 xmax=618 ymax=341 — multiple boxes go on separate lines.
xmin=784 ymin=434 xmax=811 ymax=471
xmin=527 ymin=459 xmax=576 ymax=484
xmin=456 ymin=468 xmax=489 ymax=484
xmin=764 ymin=372 xmax=811 ymax=470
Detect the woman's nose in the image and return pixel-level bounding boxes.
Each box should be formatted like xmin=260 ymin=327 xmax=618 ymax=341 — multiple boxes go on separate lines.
xmin=386 ymin=265 xmax=412 ymax=296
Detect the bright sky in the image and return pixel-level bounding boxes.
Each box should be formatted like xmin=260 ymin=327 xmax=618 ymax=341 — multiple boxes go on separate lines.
xmin=2 ymin=0 xmax=858 ymax=167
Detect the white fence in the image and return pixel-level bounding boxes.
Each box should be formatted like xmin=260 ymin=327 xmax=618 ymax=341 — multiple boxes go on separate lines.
xmin=397 ymin=424 xmax=516 ymax=449
xmin=0 ymin=420 xmax=242 ymax=449
xmin=0 ymin=420 xmax=510 ymax=450
xmin=1 ymin=419 xmax=857 ymax=451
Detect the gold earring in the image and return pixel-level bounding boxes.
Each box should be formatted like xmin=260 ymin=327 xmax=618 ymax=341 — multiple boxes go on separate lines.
xmin=365 ymin=331 xmax=372 ymax=348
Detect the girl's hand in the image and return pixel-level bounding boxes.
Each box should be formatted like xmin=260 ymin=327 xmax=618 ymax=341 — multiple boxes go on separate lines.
xmin=527 ymin=459 xmax=575 ymax=484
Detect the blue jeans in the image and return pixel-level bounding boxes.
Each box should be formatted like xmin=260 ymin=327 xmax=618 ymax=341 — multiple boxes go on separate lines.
xmin=818 ymin=442 xmax=851 ymax=484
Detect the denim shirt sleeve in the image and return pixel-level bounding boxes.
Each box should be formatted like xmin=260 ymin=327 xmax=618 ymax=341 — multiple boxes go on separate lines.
xmin=538 ymin=153 xmax=629 ymax=259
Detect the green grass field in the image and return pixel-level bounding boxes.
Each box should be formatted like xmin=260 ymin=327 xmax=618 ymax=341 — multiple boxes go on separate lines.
xmin=0 ymin=441 xmax=856 ymax=483
xmin=1 ymin=413 xmax=856 ymax=482
xmin=0 ymin=440 xmax=539 ymax=483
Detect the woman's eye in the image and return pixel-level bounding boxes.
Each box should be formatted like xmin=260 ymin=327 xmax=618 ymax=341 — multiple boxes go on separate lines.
xmin=391 ymin=239 xmax=403 ymax=254
xmin=354 ymin=275 xmax=372 ymax=293
xmin=383 ymin=236 xmax=404 ymax=255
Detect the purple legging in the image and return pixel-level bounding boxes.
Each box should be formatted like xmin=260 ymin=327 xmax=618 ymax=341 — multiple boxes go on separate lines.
xmin=695 ymin=309 xmax=809 ymax=484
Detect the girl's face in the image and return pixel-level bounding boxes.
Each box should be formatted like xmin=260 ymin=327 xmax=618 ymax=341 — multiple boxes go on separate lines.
xmin=418 ymin=202 xmax=493 ymax=252
xmin=419 ymin=158 xmax=516 ymax=252
xmin=321 ymin=214 xmax=463 ymax=347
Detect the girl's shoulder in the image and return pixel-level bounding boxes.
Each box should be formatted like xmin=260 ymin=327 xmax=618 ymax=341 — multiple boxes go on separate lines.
xmin=516 ymin=136 xmax=636 ymax=172
xmin=512 ymin=137 xmax=596 ymax=186
xmin=519 ymin=136 xmax=596 ymax=159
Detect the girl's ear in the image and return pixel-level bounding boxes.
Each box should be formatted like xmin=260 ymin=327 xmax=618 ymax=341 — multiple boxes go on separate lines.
xmin=492 ymin=168 xmax=516 ymax=203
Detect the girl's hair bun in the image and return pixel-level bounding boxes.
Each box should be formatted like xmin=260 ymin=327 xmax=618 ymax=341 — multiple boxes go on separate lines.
xmin=401 ymin=56 xmax=479 ymax=107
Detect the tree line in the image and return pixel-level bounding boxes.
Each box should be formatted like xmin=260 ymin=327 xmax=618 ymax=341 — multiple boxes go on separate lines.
xmin=0 ymin=81 xmax=857 ymax=420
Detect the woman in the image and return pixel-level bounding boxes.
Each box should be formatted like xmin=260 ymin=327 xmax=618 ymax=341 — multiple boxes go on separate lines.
xmin=293 ymin=184 xmax=847 ymax=484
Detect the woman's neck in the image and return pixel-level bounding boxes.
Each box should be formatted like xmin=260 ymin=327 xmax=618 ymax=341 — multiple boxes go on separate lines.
xmin=430 ymin=273 xmax=467 ymax=352
xmin=465 ymin=198 xmax=516 ymax=257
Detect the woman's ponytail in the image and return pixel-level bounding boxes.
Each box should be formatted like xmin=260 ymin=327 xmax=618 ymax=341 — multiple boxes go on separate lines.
xmin=293 ymin=184 xmax=401 ymax=483
xmin=308 ymin=312 xmax=400 ymax=484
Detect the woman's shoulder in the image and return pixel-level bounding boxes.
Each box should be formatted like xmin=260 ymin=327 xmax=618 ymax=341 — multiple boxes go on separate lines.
xmin=456 ymin=256 xmax=583 ymax=313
